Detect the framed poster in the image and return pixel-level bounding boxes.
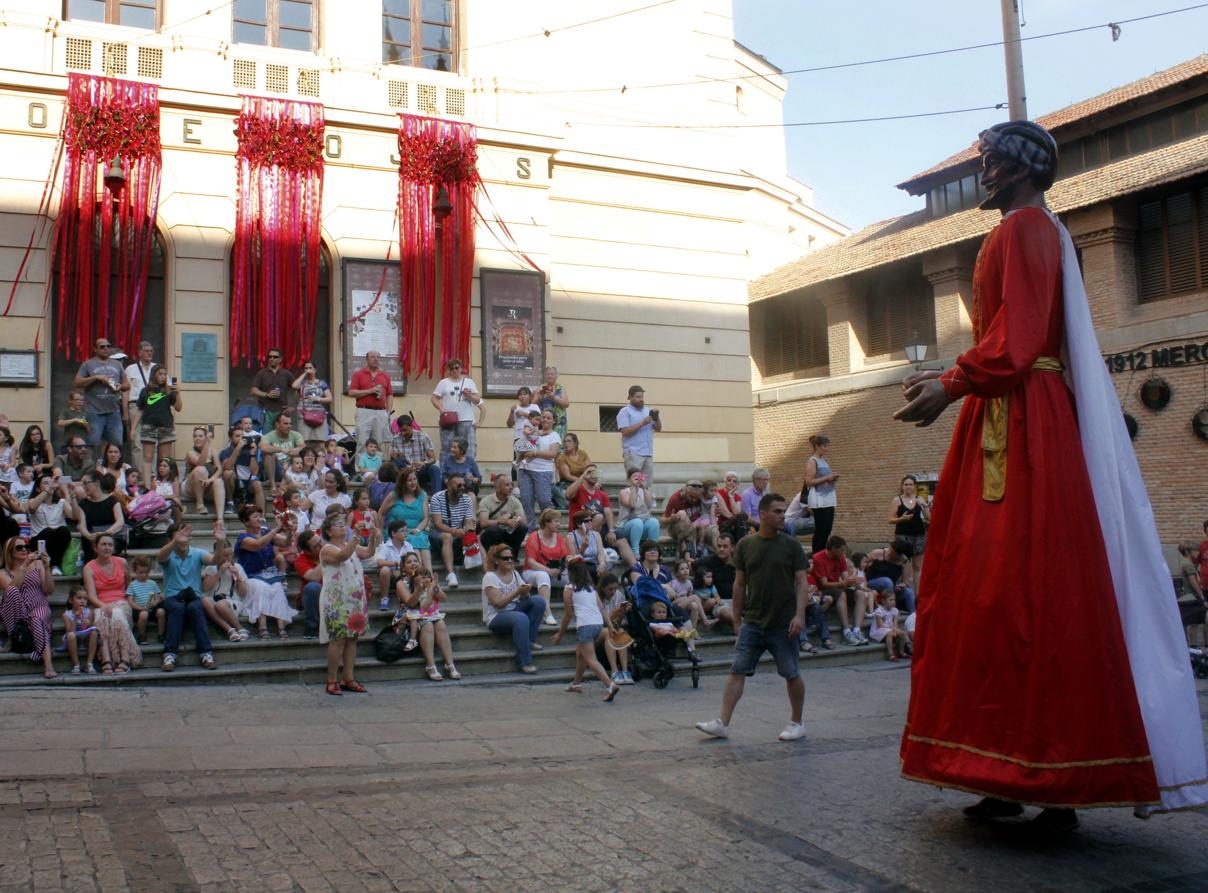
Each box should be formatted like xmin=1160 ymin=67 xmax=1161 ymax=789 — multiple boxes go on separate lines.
xmin=179 ymin=332 xmax=218 ymax=383
xmin=341 ymin=259 xmax=407 ymax=395
xmin=480 ymin=267 xmax=546 ymax=397
xmin=0 ymin=350 xmax=38 ymax=386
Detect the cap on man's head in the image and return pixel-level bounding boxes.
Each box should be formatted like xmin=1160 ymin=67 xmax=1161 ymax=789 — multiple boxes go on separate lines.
xmin=628 ymin=385 xmax=644 ymax=398
xmin=686 ymin=479 xmax=703 ymax=489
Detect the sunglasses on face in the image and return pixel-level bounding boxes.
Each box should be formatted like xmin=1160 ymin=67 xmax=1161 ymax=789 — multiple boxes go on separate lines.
xmin=13 ymin=544 xmax=29 ymax=552
xmin=498 ymin=554 xmax=514 ymax=561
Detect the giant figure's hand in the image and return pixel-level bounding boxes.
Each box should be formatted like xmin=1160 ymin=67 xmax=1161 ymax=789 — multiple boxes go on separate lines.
xmin=894 ymin=379 xmax=951 ymax=428
xmin=902 ymin=369 xmax=944 ymax=390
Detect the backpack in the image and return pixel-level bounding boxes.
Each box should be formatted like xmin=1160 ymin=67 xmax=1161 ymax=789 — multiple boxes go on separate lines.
xmin=127 ymin=491 xmax=169 ymax=522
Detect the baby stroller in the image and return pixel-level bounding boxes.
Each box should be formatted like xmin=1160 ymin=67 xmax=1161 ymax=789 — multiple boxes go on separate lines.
xmin=126 ymin=491 xmax=173 ymax=548
xmin=626 ymin=575 xmax=700 ymax=689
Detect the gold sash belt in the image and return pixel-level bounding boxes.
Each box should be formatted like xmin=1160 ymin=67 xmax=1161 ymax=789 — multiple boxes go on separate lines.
xmin=982 ymin=356 xmax=1064 ymax=501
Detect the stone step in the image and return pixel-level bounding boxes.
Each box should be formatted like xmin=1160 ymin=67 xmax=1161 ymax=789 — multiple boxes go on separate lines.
xmin=0 ymin=640 xmax=881 ymax=689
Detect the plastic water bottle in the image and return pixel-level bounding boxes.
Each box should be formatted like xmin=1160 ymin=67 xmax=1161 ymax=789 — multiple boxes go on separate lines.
xmin=75 ymin=547 xmax=84 ymax=574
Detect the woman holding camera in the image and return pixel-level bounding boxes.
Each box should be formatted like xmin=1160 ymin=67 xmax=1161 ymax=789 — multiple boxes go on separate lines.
xmin=136 ymin=365 xmax=181 ymax=485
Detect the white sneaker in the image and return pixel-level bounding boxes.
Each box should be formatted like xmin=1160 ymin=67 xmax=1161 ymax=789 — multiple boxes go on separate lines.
xmin=542 ymin=613 xmax=559 ymax=627
xmin=778 ymin=721 xmax=807 ymax=741
xmin=842 ymin=628 xmax=860 ymax=646
xmin=695 ymin=718 xmax=729 ymax=739
xmin=445 ymin=572 xmax=459 ymax=588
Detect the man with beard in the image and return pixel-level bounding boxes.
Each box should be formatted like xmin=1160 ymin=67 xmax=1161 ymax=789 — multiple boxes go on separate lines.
xmin=894 ymin=121 xmax=1207 ymax=828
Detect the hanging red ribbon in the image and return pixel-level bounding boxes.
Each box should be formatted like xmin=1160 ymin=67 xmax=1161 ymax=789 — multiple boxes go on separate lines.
xmin=232 ymin=96 xmax=325 ymax=368
xmin=396 ymin=114 xmax=479 ymax=380
xmin=47 ymin=74 xmax=162 ymax=362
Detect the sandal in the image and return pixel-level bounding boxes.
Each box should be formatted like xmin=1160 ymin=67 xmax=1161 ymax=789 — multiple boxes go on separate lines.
xmin=565 ymin=682 xmax=582 ymax=693
xmin=424 ymin=665 xmax=443 ymax=682
xmin=800 ymin=641 xmax=817 ymax=654
xmin=227 ymin=628 xmax=242 ymax=642
xmin=278 ymin=630 xmax=289 ymax=640
xmin=603 ymin=683 xmax=620 ymax=702
xmin=325 ymin=682 xmax=342 ymax=696
xmin=101 ymin=662 xmax=114 ymax=676
xmin=339 ymin=680 xmax=367 ymax=693
xmin=444 ymin=664 xmax=462 ymax=681
xmin=403 ymin=638 xmax=419 ymax=652
xmin=259 ymin=630 xmax=271 ymax=639
xmin=44 ymin=668 xmax=59 ymax=680
xmin=114 ymin=662 xmax=130 ymax=674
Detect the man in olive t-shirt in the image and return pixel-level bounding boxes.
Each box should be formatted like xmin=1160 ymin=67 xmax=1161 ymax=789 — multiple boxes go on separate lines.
xmin=696 ymin=491 xmax=809 ymax=742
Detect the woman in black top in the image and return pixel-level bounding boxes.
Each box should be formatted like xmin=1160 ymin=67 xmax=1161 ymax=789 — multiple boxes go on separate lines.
xmin=885 ymin=475 xmax=928 ymax=581
xmin=77 ymin=472 xmax=126 ymax=562
xmin=18 ymin=425 xmax=56 ymax=477
xmin=137 ymin=364 xmax=182 ymax=487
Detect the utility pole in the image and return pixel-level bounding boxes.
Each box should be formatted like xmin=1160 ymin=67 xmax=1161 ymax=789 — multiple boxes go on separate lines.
xmin=1000 ymin=0 xmax=1028 ymax=119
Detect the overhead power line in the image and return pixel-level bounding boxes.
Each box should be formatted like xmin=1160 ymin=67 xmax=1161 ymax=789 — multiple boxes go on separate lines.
xmin=505 ymin=2 xmax=1208 ymax=96
xmin=566 ymin=103 xmax=1008 ymax=130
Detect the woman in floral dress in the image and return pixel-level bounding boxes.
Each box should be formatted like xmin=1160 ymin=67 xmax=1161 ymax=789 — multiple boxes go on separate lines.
xmin=319 ymin=512 xmax=379 ymax=695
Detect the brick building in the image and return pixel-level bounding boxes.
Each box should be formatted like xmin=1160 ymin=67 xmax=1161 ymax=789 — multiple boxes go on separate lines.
xmin=749 ymin=54 xmax=1208 ymax=561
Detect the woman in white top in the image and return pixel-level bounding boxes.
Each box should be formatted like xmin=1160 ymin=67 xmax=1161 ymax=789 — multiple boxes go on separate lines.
xmin=429 ymin=357 xmax=482 ymax=467
xmin=306 ymin=469 xmax=352 ymax=530
xmin=26 ymin=475 xmax=76 ymax=574
xmin=551 ymin=559 xmax=619 ymax=700
xmin=481 ymin=543 xmax=548 ymax=674
xmin=802 ymin=434 xmax=838 ymax=556
xmin=516 ymin=409 xmax=561 ymax=528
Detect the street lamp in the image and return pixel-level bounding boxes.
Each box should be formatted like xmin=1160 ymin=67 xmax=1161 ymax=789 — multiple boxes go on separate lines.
xmin=904 ymin=332 xmax=928 ymax=371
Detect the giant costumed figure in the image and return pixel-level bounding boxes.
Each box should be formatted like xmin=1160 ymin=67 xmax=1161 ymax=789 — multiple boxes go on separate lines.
xmin=894 ymin=121 xmax=1208 ymax=831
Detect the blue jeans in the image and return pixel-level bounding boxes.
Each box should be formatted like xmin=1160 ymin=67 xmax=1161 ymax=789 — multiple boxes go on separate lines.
xmin=730 ymin=622 xmax=800 ymax=679
xmin=517 ymin=469 xmax=552 ymax=525
xmin=85 ymin=409 xmax=124 ymax=451
xmin=487 ymin=595 xmax=547 ymax=669
xmin=301 ymin=581 xmax=321 ymax=637
xmin=619 ymin=517 xmax=660 ymax=555
xmin=439 ymin=420 xmax=476 ymax=466
xmin=806 ymin=599 xmax=832 ymax=644
xmin=867 ymin=578 xmax=916 ymax=613
xmin=785 ymin=516 xmax=815 ymax=537
xmin=162 ymin=594 xmax=213 ymax=657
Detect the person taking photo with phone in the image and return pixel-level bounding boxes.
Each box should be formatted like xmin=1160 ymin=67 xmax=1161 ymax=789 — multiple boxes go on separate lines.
xmin=616 ymin=384 xmax=661 ymax=485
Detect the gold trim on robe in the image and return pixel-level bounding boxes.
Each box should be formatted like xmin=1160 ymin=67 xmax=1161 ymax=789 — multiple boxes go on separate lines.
xmin=981 ymin=356 xmax=1064 ymax=501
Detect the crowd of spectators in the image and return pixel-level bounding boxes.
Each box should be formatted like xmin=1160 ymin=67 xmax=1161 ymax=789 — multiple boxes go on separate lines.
xmin=4 ymin=339 xmax=1201 ymax=686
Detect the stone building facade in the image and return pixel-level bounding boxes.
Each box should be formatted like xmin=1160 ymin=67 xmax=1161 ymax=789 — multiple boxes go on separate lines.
xmin=750 ymin=55 xmax=1208 ymax=558
xmin=0 ymin=0 xmax=847 ymax=483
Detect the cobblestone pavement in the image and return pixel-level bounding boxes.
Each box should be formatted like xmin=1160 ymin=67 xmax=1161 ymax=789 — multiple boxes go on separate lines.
xmin=2 ymin=665 xmax=1207 ymax=893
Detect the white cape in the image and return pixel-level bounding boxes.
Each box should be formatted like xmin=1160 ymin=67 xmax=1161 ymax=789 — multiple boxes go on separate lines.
xmin=1047 ymin=209 xmax=1208 ymax=814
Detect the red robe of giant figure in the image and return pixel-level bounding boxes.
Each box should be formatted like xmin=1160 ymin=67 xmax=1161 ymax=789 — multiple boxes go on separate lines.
xmin=894 ymin=120 xmax=1207 ymax=832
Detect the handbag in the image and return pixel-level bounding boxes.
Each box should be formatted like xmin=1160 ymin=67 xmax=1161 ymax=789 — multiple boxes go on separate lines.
xmin=462 ymin=531 xmax=482 ymax=569
xmin=8 ymin=619 xmax=35 ymax=654
xmin=302 ymin=409 xmax=327 ymax=428
xmin=438 ymin=410 xmax=459 ymax=429
xmin=374 ymin=627 xmax=409 ymax=664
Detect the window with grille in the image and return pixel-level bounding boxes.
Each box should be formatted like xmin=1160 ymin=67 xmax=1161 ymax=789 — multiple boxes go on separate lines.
xmin=863 ymin=273 xmax=935 ymax=358
xmin=297 ymin=68 xmax=320 ymax=97
xmin=1136 ymin=180 xmax=1208 ymax=302
xmin=387 ymin=80 xmax=410 ymax=109
xmin=383 ymin=0 xmax=456 ymax=72
xmin=598 ymin=406 xmax=623 ymax=433
xmin=65 ymin=0 xmax=158 ymax=29
xmin=137 ymin=46 xmax=163 ymax=79
xmin=101 ymin=42 xmax=128 ymax=75
xmin=233 ymin=58 xmax=258 ymax=89
xmin=750 ymin=295 xmax=829 ymax=379
xmin=65 ymin=36 xmax=92 ymax=71
xmin=234 ymin=0 xmax=316 ymax=52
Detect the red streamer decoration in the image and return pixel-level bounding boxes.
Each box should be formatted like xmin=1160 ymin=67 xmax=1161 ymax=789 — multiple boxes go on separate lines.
xmin=53 ymin=74 xmax=162 ymax=362
xmin=396 ymin=114 xmax=479 ymax=379
xmin=232 ymin=96 xmax=325 ymax=368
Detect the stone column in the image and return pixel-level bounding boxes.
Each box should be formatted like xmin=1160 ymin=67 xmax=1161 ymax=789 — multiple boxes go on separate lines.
xmin=1067 ymin=203 xmax=1137 ymax=331
xmin=818 ymin=279 xmax=861 ymax=377
xmin=923 ymin=249 xmax=974 ymax=362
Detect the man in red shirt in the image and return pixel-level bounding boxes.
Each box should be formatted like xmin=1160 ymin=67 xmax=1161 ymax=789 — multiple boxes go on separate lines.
xmin=664 ymin=480 xmax=715 ymax=558
xmin=348 ymin=351 xmax=393 ymax=455
xmin=566 ymin=465 xmax=633 ymax=566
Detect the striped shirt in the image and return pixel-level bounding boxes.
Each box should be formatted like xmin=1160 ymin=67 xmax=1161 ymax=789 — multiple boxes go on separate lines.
xmin=429 ymin=490 xmax=475 ymax=530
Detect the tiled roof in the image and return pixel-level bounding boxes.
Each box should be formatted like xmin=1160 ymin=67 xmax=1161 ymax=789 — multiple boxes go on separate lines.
xmin=750 ymin=133 xmax=1208 ymax=302
xmin=898 ymin=53 xmax=1208 ymax=189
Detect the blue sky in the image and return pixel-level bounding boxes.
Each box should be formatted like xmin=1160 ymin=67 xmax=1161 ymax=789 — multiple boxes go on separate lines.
xmin=732 ymin=0 xmax=1208 ymax=231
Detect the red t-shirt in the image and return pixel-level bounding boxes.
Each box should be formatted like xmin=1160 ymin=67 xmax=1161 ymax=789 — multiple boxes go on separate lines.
xmin=811 ymin=550 xmax=847 ymax=586
xmin=664 ymin=490 xmax=704 ymax=520
xmin=294 ymin=552 xmax=319 ymax=582
xmin=524 ymin=530 xmax=570 ymax=569
xmin=570 ymin=485 xmax=611 ymax=520
xmin=1199 ymin=539 xmax=1208 ymax=589
xmin=350 ymin=368 xmax=391 ymax=409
